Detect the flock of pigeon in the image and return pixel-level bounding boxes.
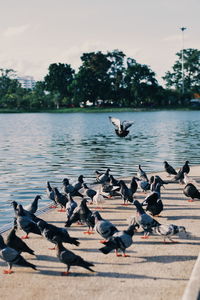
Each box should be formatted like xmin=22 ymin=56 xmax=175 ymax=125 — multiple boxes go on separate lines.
xmin=0 ymin=158 xmax=200 ymax=276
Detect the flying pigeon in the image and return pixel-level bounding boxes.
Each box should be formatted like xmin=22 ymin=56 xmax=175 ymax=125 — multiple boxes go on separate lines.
xmin=109 ymin=116 xmax=134 ymax=137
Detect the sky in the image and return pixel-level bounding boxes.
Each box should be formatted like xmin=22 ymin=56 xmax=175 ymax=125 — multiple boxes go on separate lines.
xmin=0 ymin=0 xmax=200 ymax=86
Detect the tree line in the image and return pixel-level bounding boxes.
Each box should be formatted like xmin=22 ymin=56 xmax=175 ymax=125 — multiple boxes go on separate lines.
xmin=0 ymin=48 xmax=200 ymax=110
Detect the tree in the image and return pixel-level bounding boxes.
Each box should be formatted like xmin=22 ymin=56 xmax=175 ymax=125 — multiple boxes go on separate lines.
xmin=124 ymin=58 xmax=158 ymax=106
xmin=163 ymin=48 xmax=200 ymax=95
xmin=44 ymin=63 xmax=75 ymax=108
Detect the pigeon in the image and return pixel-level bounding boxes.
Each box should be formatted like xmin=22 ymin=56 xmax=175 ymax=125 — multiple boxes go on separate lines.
xmin=0 ymin=234 xmax=37 ymax=274
xmin=37 ymin=220 xmax=80 ymax=249
xmin=181 ymin=160 xmax=190 ymax=174
xmin=83 ymin=183 xmax=97 ymax=203
xmin=137 ymin=165 xmax=149 ymax=182
xmin=142 ymin=188 xmax=164 ymax=216
xmin=6 ymin=225 xmax=35 ymax=255
xmin=153 ymin=224 xmax=187 ymax=243
xmin=73 ymin=175 xmax=85 ymax=191
xmin=173 ymin=161 xmax=190 ymax=184
xmin=164 ymin=161 xmax=177 ymax=176
xmin=46 ymin=181 xmax=57 ymax=207
xmin=16 ymin=204 xmax=42 ymax=239
xmin=56 ymin=241 xmax=95 ymax=275
xmin=183 ymin=183 xmax=200 ymax=202
xmin=25 ymin=195 xmax=41 ymax=214
xmin=11 ymin=201 xmax=43 ymax=226
xmin=133 ymin=200 xmax=160 ymax=238
xmin=109 ymin=116 xmax=134 ymax=137
xmin=95 ymin=168 xmax=110 ymax=184
xmin=53 ymin=187 xmax=68 ymax=212
xmin=66 ymin=195 xmax=78 ymax=221
xmin=93 ymin=187 xmax=105 ymax=209
xmin=118 ymin=178 xmax=136 ymax=205
xmin=65 ymin=199 xmax=95 ymax=234
xmin=93 ymin=211 xmax=118 ymax=242
xmin=99 ymin=224 xmax=137 ymax=257
xmin=62 ymin=178 xmax=84 ymax=198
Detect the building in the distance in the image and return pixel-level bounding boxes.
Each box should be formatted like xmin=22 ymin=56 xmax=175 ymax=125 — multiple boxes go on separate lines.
xmin=17 ymin=76 xmax=36 ymax=89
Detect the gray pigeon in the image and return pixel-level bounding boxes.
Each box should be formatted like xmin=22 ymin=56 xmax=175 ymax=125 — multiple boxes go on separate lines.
xmin=16 ymin=204 xmax=42 ymax=239
xmin=93 ymin=211 xmax=118 ymax=242
xmin=133 ymin=200 xmax=160 ymax=238
xmin=25 ymin=195 xmax=41 ymax=214
xmin=99 ymin=224 xmax=137 ymax=257
xmin=56 ymin=241 xmax=95 ymax=275
xmin=109 ymin=116 xmax=134 ymax=137
xmin=0 ymin=234 xmax=37 ymax=274
xmin=46 ymin=181 xmax=57 ymax=207
xmin=37 ymin=220 xmax=80 ymax=249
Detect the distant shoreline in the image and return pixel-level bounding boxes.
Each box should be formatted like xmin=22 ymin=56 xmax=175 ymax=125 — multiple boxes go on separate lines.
xmin=0 ymin=106 xmax=199 ymax=114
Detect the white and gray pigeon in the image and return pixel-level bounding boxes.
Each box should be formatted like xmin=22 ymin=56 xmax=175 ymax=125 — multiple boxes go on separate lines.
xmin=109 ymin=116 xmax=134 ymax=137
xmin=95 ymin=168 xmax=110 ymax=184
xmin=66 ymin=194 xmax=78 ymax=220
xmin=0 ymin=234 xmax=37 ymax=274
xmin=153 ymin=224 xmax=187 ymax=243
xmin=99 ymin=224 xmax=137 ymax=257
xmin=93 ymin=211 xmax=119 ymax=242
xmin=56 ymin=241 xmax=95 ymax=275
xmin=137 ymin=165 xmax=149 ymax=182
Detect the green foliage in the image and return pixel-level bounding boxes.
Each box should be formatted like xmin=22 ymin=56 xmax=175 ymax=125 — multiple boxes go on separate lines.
xmin=0 ymin=47 xmax=200 ymax=111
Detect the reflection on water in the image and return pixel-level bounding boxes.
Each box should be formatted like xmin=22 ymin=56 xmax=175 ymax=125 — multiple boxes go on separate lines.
xmin=0 ymin=111 xmax=200 ymax=227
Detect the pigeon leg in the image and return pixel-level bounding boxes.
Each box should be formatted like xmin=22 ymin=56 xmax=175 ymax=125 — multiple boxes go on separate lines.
xmin=115 ymin=250 xmax=122 ymax=257
xmin=188 ymin=199 xmax=195 ymax=202
xmin=61 ymin=271 xmax=71 ymax=276
xmin=123 ymin=252 xmax=130 ymax=257
xmin=99 ymin=240 xmax=107 ymax=244
xmin=57 ymin=208 xmax=66 ymax=212
xmin=21 ymin=234 xmax=29 ymax=239
xmin=76 ymin=221 xmax=84 ymax=226
xmin=50 ymin=205 xmax=57 ymax=208
xmin=141 ymin=232 xmax=150 ymax=239
xmin=3 ymin=269 xmax=14 ymax=274
xmin=48 ymin=246 xmax=56 ymax=250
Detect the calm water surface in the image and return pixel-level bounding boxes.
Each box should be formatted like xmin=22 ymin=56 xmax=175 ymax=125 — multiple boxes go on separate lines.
xmin=0 ymin=111 xmax=200 ymax=228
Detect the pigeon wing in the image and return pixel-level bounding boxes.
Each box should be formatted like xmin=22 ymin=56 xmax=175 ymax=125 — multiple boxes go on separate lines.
xmin=122 ymin=120 xmax=134 ymax=130
xmin=109 ymin=116 xmax=121 ymax=130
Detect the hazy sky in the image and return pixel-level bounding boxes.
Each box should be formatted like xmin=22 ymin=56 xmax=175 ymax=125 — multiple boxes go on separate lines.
xmin=0 ymin=0 xmax=199 ymax=85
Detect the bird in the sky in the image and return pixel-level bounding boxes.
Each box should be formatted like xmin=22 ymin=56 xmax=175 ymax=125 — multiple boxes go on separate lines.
xmin=109 ymin=116 xmax=134 ymax=137
xmin=99 ymin=224 xmax=137 ymax=257
xmin=183 ymin=183 xmax=200 ymax=202
xmin=56 ymin=241 xmax=95 ymax=275
xmin=0 ymin=234 xmax=37 ymax=274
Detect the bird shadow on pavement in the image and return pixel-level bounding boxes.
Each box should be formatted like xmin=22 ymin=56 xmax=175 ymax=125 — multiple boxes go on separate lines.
xmin=93 ymin=271 xmax=187 ymax=281
xmin=36 ymin=254 xmax=59 ymax=262
xmin=136 ymin=255 xmax=197 ymax=264
xmin=166 ymin=215 xmax=200 ymax=221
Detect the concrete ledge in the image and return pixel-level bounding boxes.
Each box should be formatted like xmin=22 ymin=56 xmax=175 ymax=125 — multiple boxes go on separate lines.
xmin=182 ymin=251 xmax=200 ymax=300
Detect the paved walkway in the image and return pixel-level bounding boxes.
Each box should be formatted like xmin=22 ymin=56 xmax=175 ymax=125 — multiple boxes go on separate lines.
xmin=0 ymin=166 xmax=200 ymax=300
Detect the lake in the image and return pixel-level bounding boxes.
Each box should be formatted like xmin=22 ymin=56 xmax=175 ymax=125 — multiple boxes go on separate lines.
xmin=0 ymin=110 xmax=200 ymax=229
